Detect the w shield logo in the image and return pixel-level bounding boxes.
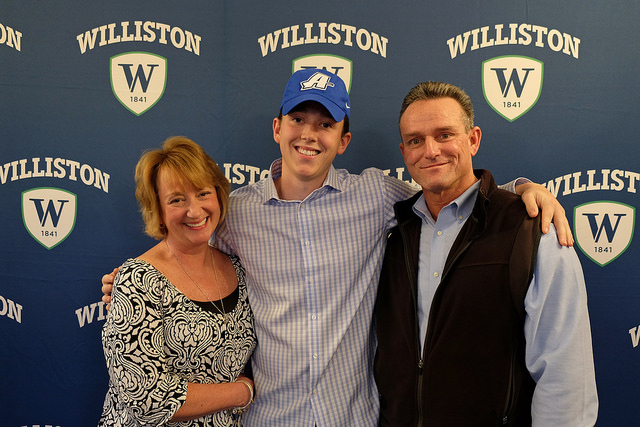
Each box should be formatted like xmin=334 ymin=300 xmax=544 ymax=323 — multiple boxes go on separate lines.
xmin=22 ymin=188 xmax=77 ymax=249
xmin=482 ymin=56 xmax=543 ymax=122
xmin=110 ymin=52 xmax=167 ymax=115
xmin=574 ymin=201 xmax=635 ymax=266
xmin=293 ymin=54 xmax=353 ymax=92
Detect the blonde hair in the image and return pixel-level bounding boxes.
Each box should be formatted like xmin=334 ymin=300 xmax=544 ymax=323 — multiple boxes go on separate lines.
xmin=134 ymin=136 xmax=230 ymax=239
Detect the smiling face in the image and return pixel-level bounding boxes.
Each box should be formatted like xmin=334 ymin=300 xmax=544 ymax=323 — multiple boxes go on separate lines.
xmin=273 ymin=101 xmax=351 ymax=198
xmin=156 ymin=168 xmax=220 ymax=251
xmin=399 ymin=97 xmax=481 ymax=215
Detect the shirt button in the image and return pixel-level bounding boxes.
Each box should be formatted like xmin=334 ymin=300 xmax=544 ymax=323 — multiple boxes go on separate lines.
xmin=313 ymin=354 xmax=318 ymax=359
xmin=311 ymin=315 xmax=317 ymax=320
xmin=305 ymin=240 xmax=310 ymax=246
xmin=434 ymin=272 xmax=439 ymax=278
xmin=437 ymin=231 xmax=443 ymax=236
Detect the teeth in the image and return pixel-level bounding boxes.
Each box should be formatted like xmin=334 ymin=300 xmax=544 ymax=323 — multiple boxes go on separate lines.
xmin=297 ymin=147 xmax=318 ymax=156
xmin=186 ymin=218 xmax=207 ymax=228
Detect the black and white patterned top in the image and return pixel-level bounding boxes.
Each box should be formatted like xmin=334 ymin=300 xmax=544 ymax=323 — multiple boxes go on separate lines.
xmin=99 ymin=254 xmax=256 ymax=426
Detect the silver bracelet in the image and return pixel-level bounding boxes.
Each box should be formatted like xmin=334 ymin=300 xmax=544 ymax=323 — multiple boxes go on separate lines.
xmin=232 ymin=379 xmax=254 ymax=415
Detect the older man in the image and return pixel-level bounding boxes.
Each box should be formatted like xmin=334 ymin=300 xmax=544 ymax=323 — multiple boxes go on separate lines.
xmin=374 ymin=81 xmax=598 ymax=426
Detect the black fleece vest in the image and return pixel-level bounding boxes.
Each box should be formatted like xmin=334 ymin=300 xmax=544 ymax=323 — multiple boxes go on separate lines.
xmin=375 ymin=170 xmax=541 ymax=427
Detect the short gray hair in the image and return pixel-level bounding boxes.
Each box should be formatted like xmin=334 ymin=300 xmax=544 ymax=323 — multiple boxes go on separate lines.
xmin=399 ymin=81 xmax=475 ymax=131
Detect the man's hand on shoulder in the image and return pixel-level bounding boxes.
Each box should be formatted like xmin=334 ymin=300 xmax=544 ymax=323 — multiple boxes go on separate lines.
xmin=516 ymin=182 xmax=574 ymax=247
xmin=101 ymin=268 xmax=118 ymax=310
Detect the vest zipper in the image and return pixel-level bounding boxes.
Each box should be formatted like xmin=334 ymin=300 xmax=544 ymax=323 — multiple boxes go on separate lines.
xmin=399 ymin=224 xmax=425 ymax=425
xmin=501 ymin=344 xmax=518 ymax=425
xmin=417 ymin=358 xmax=424 ymax=426
xmin=419 ymin=233 xmax=476 ymax=426
xmin=399 ymin=212 xmax=479 ymax=426
xmin=399 ymin=225 xmax=421 ymax=358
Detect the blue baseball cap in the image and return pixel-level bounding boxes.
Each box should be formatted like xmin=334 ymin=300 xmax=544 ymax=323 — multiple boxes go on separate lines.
xmin=280 ymin=68 xmax=351 ymax=122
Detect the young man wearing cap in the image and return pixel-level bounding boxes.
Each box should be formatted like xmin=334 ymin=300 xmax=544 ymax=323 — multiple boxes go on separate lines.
xmin=102 ymin=69 xmax=572 ymax=426
xmin=213 ymin=69 xmax=407 ymax=425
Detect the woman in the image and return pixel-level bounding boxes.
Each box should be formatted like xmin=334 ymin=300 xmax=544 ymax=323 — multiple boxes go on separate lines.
xmin=99 ymin=136 xmax=256 ymax=426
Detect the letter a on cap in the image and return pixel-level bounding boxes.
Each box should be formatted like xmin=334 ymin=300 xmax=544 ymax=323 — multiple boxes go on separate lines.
xmin=300 ymin=72 xmax=335 ymax=91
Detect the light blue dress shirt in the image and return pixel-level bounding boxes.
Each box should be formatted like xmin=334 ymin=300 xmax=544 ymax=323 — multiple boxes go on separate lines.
xmin=215 ymin=159 xmax=417 ymax=426
xmin=412 ymin=181 xmax=598 ymax=426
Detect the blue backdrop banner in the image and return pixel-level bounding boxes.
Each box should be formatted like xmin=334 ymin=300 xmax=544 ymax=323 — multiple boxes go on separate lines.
xmin=1 ymin=1 xmax=638 ymax=425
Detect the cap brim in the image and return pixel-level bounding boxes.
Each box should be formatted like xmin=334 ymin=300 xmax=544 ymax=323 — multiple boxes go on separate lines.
xmin=281 ymin=93 xmax=347 ymax=122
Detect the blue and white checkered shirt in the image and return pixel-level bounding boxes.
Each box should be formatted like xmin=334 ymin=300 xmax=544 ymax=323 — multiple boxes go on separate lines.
xmin=214 ymin=159 xmax=417 ymax=426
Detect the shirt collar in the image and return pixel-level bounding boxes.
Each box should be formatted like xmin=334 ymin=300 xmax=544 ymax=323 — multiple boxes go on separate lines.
xmin=262 ymin=158 xmax=342 ymax=202
xmin=412 ymin=180 xmax=481 ymax=225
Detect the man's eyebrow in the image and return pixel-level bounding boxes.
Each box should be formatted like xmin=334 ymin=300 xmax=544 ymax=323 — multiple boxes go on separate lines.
xmin=434 ymin=125 xmax=458 ymax=133
xmin=402 ymin=126 xmax=457 ymax=137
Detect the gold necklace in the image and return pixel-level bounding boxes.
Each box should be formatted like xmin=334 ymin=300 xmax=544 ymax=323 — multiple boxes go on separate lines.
xmin=165 ymin=240 xmax=229 ymax=324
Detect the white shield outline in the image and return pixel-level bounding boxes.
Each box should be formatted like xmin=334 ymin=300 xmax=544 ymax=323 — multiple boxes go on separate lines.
xmin=22 ymin=187 xmax=77 ymax=250
xmin=110 ymin=51 xmax=167 ymax=116
xmin=292 ymin=54 xmax=353 ymax=93
xmin=482 ymin=55 xmax=543 ymax=122
xmin=574 ymin=201 xmax=635 ymax=267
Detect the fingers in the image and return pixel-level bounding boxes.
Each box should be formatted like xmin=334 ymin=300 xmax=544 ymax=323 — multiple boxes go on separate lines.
xmin=101 ymin=283 xmax=113 ymax=295
xmin=102 ymin=293 xmax=111 ymax=308
xmin=538 ymin=196 xmax=574 ymax=247
xmin=537 ymin=194 xmax=553 ymax=235
xmin=552 ymin=203 xmax=574 ymax=247
xmin=102 ymin=268 xmax=118 ymax=285
xmin=518 ymin=182 xmax=573 ymax=247
xmin=521 ymin=191 xmax=540 ymax=219
xmin=101 ymin=267 xmax=119 ymax=311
